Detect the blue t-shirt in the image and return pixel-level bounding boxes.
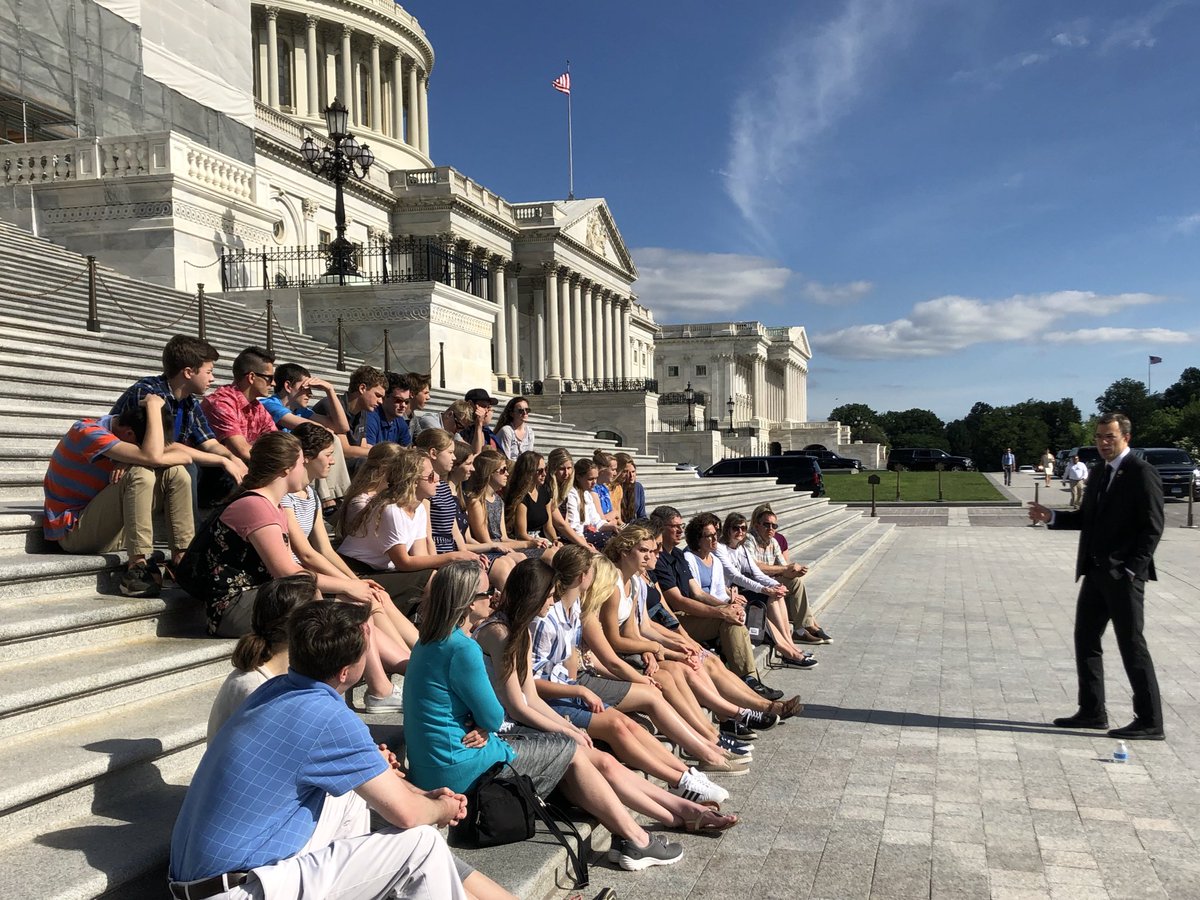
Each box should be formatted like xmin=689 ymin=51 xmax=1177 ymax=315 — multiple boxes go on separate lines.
xmin=594 ymin=484 xmax=613 ymax=514
xmin=258 ymin=395 xmax=315 ymax=432
xmin=403 ymin=628 xmax=513 ymax=793
xmin=366 ymin=410 xmax=412 ymax=446
xmin=170 ymin=671 xmax=387 ymax=882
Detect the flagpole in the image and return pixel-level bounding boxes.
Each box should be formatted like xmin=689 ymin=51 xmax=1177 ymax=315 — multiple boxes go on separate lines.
xmin=565 ymin=60 xmax=574 ymax=200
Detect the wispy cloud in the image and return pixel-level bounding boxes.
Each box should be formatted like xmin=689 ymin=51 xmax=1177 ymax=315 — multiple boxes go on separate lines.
xmin=631 ymin=248 xmax=792 ymax=319
xmin=813 ymin=291 xmax=1169 ymax=359
xmin=1100 ymin=1 xmax=1190 ymax=51
xmin=1043 ymin=327 xmax=1192 ymax=343
xmin=801 ymin=279 xmax=874 ymax=306
xmin=1166 ymin=212 xmax=1200 ymax=235
xmin=951 ymin=50 xmax=1051 ymax=88
xmin=724 ymin=0 xmax=919 ymax=239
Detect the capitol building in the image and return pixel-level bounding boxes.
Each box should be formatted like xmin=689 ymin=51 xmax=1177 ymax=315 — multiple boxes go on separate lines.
xmin=0 ymin=0 xmax=851 ymax=463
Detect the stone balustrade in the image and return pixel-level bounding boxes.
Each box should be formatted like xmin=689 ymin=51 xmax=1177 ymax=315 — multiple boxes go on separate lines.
xmin=0 ymin=132 xmax=258 ymax=203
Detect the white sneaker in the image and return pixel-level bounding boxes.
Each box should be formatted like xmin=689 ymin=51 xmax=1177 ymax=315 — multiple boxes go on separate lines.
xmin=668 ymin=767 xmax=729 ymax=806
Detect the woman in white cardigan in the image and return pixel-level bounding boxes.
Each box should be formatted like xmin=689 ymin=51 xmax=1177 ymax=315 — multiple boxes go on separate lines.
xmin=713 ymin=512 xmax=816 ymax=668
xmin=563 ymin=458 xmax=616 ymax=549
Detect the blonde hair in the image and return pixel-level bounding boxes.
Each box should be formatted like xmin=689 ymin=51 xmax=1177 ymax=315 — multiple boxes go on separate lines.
xmin=465 ymin=449 xmax=507 ymax=502
xmin=413 ymin=427 xmax=454 ymax=454
xmin=603 ymin=524 xmax=654 ymax=565
xmin=342 ymin=447 xmax=425 ymax=538
xmin=580 ymin=554 xmax=620 ymax=621
xmin=547 ymin=447 xmax=574 ymax=510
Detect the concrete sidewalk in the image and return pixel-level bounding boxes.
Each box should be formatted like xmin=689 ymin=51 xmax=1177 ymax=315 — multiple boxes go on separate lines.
xmin=565 ymin=511 xmax=1200 ymax=899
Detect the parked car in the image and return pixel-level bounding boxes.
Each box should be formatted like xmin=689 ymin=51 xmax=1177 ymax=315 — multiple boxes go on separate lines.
xmin=1066 ymin=446 xmax=1103 ymax=471
xmin=784 ymin=448 xmax=862 ymax=472
xmin=1017 ymin=465 xmax=1035 ymax=474
xmin=1130 ymin=447 xmax=1200 ymax=501
xmin=701 ymin=455 xmax=824 ymax=496
xmin=886 ymin=448 xmax=975 ymax=472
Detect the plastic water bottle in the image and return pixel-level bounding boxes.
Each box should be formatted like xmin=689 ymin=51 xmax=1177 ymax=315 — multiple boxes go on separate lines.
xmin=1113 ymin=741 xmax=1129 ymax=764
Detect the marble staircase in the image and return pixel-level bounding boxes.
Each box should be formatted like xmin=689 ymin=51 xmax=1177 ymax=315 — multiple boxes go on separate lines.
xmin=0 ymin=219 xmax=890 ymax=899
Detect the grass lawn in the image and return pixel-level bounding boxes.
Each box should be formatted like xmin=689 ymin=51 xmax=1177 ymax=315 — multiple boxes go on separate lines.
xmin=821 ymin=470 xmax=1008 ymax=503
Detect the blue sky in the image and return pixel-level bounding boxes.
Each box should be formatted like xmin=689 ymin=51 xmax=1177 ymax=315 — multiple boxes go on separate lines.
xmin=408 ymin=0 xmax=1199 ymax=423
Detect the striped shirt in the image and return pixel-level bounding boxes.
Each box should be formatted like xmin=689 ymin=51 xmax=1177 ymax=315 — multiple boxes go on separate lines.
xmin=43 ymin=417 xmax=122 ymax=540
xmin=429 ymin=481 xmax=464 ymax=553
xmin=530 ymin=599 xmax=582 ymax=684
xmin=280 ymin=486 xmax=319 ymax=564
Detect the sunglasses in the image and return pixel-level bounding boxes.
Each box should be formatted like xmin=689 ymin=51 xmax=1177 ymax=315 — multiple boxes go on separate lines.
xmin=514 ymin=407 xmax=530 ymax=414
xmin=496 ymin=467 xmax=509 ymax=475
xmin=761 ymin=521 xmax=778 ymax=530
xmin=474 ymin=588 xmax=496 ymax=601
xmin=733 ymin=525 xmax=748 ymax=532
xmin=536 ymin=467 xmax=547 ymax=475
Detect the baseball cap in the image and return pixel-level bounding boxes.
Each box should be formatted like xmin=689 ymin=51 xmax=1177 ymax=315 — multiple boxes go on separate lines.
xmin=464 ymin=388 xmax=498 ymax=406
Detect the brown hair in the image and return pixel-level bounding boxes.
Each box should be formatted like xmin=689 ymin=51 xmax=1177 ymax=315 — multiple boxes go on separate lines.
xmin=720 ymin=512 xmax=749 ymax=544
xmin=504 ymin=450 xmax=544 ymax=534
xmin=615 ymin=453 xmax=638 ymax=522
xmin=343 ymin=447 xmax=426 ymax=538
xmin=348 ymin=364 xmax=386 ymax=392
xmin=465 ymin=449 xmax=507 ymax=504
xmin=293 ymin=421 xmax=334 ymax=459
xmin=551 ymin=543 xmax=593 ymax=598
xmin=240 ymin=432 xmax=302 ymax=492
xmin=493 ymin=559 xmax=555 ymax=684
xmin=496 ymin=396 xmax=531 ymax=432
xmin=334 ymin=441 xmax=405 ymax=538
xmin=419 ymin=560 xmax=485 ymax=643
xmin=413 ymin=427 xmax=454 ymax=454
xmin=547 ymin=447 xmax=574 ymax=510
xmin=287 ymin=599 xmax=371 ymax=682
xmin=231 ymin=574 xmax=317 ymax=670
xmin=573 ymin=458 xmax=598 ymax=513
xmin=162 ymin=334 xmax=219 ymax=378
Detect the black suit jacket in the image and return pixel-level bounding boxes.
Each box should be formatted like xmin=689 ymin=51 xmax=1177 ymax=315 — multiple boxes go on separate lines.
xmin=1050 ymin=452 xmax=1164 ymax=582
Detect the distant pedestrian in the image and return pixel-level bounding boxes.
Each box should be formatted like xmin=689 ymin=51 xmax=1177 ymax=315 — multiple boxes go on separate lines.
xmin=1066 ymin=454 xmax=1088 ymax=508
xmin=1001 ymin=448 xmax=1015 ymax=486
xmin=1041 ymin=448 xmax=1055 ymax=486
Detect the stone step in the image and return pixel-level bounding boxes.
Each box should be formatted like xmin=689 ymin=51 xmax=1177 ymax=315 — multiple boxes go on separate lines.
xmin=0 ymin=631 xmax=232 ymax=741
xmin=0 ymin=678 xmax=216 ymax=847
xmin=0 ymin=739 xmax=206 ymax=900
xmin=804 ymin=517 xmax=897 ymax=613
xmin=0 ymin=550 xmax=123 ymax=600
xmin=0 ymin=588 xmax=207 ymax=662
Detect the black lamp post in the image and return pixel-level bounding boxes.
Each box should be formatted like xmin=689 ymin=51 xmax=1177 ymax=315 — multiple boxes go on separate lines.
xmin=299 ymin=98 xmax=374 ymax=281
xmin=726 ymin=395 xmax=735 ymax=433
xmin=683 ymin=381 xmax=695 ymax=430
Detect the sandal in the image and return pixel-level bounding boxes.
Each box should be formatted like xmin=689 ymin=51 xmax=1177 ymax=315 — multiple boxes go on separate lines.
xmin=770 ymin=695 xmax=804 ymax=719
xmin=681 ymin=809 xmax=739 ymax=832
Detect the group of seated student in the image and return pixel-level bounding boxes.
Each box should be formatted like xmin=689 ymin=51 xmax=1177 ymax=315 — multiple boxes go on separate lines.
xmin=44 ymin=330 xmax=841 ymax=893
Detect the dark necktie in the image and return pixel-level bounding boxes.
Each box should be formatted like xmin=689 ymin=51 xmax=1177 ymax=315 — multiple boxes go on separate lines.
xmin=1097 ymin=464 xmax=1114 ymax=499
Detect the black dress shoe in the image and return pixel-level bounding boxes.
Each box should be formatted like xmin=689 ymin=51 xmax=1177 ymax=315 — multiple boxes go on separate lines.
xmin=1052 ymin=711 xmax=1109 ymax=729
xmin=744 ymin=676 xmax=784 ymax=701
xmin=1107 ymin=720 xmax=1165 ymax=741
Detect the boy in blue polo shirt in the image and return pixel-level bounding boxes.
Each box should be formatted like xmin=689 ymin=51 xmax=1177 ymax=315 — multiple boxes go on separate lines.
xmin=169 ymin=601 xmax=480 ymax=900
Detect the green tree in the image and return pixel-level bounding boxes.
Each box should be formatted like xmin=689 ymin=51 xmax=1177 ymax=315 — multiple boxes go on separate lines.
xmin=1095 ymin=378 xmax=1159 ymax=426
xmin=829 ymin=403 xmax=884 ymax=443
xmin=879 ymin=408 xmax=946 ymax=449
xmin=1162 ymin=367 xmax=1200 ymax=410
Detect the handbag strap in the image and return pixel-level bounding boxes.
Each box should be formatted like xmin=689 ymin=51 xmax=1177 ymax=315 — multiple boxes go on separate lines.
xmin=502 ymin=763 xmax=590 ymax=889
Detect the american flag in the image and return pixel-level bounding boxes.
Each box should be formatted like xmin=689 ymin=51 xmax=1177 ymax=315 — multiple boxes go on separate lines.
xmin=1149 ymin=355 xmax=1163 ymax=365
xmin=552 ymin=72 xmax=571 ymax=95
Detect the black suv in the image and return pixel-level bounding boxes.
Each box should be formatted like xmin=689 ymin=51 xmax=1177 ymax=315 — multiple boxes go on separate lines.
xmin=1066 ymin=446 xmax=1103 ymax=470
xmin=1131 ymin=448 xmax=1200 ymax=500
xmin=784 ymin=449 xmax=862 ymax=472
xmin=886 ymin=448 xmax=975 ymax=472
xmin=701 ymin=455 xmax=824 ymax=495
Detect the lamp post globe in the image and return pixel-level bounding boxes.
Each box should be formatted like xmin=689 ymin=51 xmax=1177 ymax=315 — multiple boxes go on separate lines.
xmin=300 ymin=98 xmax=373 ymax=281
xmin=727 ymin=395 xmax=735 ymax=433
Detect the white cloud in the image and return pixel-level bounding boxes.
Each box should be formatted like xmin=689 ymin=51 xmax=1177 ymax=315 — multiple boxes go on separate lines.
xmin=1100 ymin=1 xmax=1190 ymax=51
xmin=1168 ymin=212 xmax=1200 ymax=235
xmin=1043 ymin=327 xmax=1192 ymax=344
xmin=801 ymin=279 xmax=874 ymax=306
xmin=724 ymin=0 xmax=918 ymax=237
xmin=1051 ymin=31 xmax=1089 ymax=48
xmin=813 ymin=290 xmax=1167 ymax=359
xmin=631 ymin=247 xmax=792 ymax=319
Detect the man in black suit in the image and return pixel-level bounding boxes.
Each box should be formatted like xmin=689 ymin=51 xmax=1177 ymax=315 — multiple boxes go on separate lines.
xmin=1028 ymin=412 xmax=1165 ymax=740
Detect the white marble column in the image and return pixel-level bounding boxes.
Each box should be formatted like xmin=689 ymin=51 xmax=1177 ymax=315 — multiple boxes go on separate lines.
xmin=491 ymin=260 xmax=508 ymax=380
xmin=305 ymin=16 xmax=319 ymax=115
xmin=570 ymin=277 xmax=585 ymax=382
xmin=580 ymin=282 xmax=594 ymax=380
xmin=608 ymin=297 xmax=620 ymax=381
xmin=751 ymin=354 xmax=765 ymax=422
xmin=369 ymin=38 xmax=382 ymax=132
xmin=406 ymin=61 xmax=419 ymax=146
xmin=266 ymin=8 xmax=280 ymax=108
xmin=391 ymin=51 xmax=404 ymax=139
xmin=597 ymin=293 xmax=610 ymax=380
xmin=543 ymin=265 xmax=560 ymax=378
xmin=340 ymin=26 xmax=353 ymax=118
xmin=533 ymin=287 xmax=546 ymax=381
xmin=506 ymin=269 xmax=521 ymax=378
xmin=418 ymin=71 xmax=430 ymax=155
xmin=558 ymin=270 xmax=573 ymax=379
xmin=591 ymin=288 xmax=603 ymax=380
xmin=619 ymin=301 xmax=631 ymax=379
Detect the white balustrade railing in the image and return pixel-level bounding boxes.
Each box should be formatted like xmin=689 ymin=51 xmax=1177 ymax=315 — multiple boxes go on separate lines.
xmin=0 ymin=131 xmax=258 ymax=203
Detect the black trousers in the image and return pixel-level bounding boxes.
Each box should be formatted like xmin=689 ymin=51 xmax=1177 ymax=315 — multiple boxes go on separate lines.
xmin=1074 ymin=566 xmax=1162 ymax=726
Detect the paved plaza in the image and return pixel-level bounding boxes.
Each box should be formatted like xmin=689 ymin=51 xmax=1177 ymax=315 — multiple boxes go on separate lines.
xmin=571 ymin=487 xmax=1200 ymax=899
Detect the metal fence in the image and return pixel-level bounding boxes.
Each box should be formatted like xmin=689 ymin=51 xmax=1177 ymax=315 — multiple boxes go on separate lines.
xmin=219 ymin=236 xmax=491 ymax=298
